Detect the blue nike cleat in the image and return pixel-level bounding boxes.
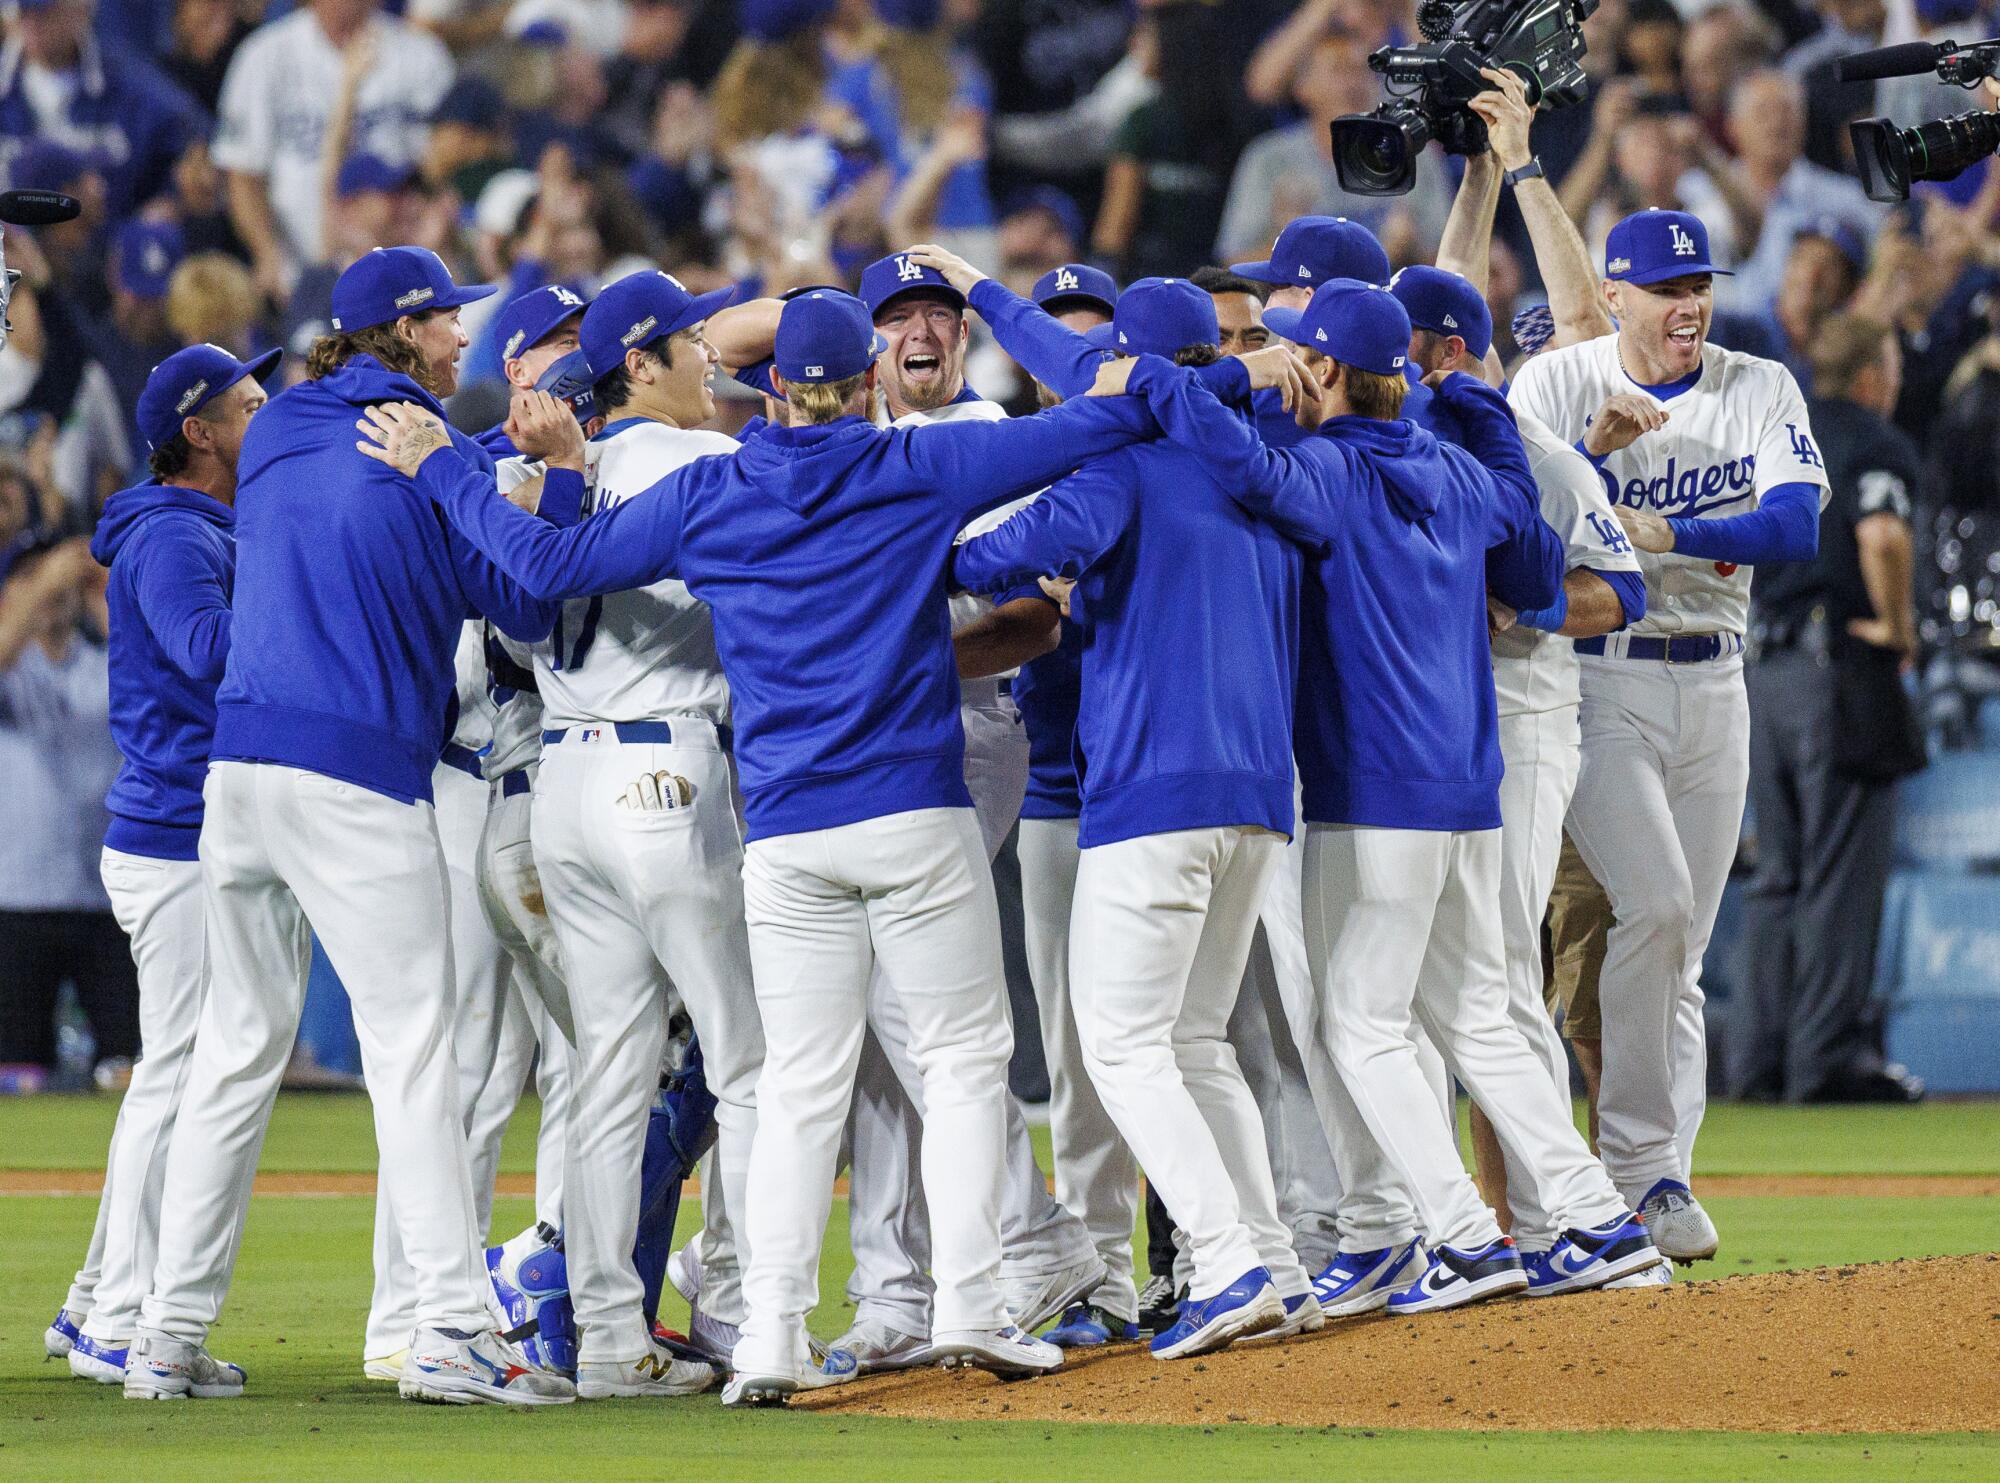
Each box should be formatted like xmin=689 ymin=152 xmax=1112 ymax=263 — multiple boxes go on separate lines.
xmin=68 ymin=1332 xmax=130 ymax=1384
xmin=45 ymin=1307 xmax=82 ymax=1359
xmin=487 ymin=1224 xmax=577 ymax=1375
xmin=1045 ymin=1303 xmax=1140 ymax=1348
xmin=1385 ymin=1240 xmax=1529 ymax=1314
xmin=1310 ymin=1240 xmax=1425 ymax=1317
xmin=1149 ymin=1266 xmax=1286 ymax=1360
xmin=1527 ymin=1214 xmax=1664 ymax=1296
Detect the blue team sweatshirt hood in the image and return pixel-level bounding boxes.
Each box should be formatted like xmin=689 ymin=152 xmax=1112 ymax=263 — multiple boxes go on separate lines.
xmin=733 ymin=417 xmax=883 ymax=518
xmin=90 ymin=480 xmax=233 ymax=567
xmin=1317 ymin=415 xmax=1443 ymax=523
xmin=315 ymin=353 xmax=445 ymax=415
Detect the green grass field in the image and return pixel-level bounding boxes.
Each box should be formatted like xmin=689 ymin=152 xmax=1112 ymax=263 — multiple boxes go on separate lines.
xmin=3 ymin=1094 xmax=1996 ymax=1481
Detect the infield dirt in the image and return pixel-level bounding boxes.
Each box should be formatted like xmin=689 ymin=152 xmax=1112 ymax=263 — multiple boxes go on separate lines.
xmin=803 ymin=1254 xmax=2000 ymax=1433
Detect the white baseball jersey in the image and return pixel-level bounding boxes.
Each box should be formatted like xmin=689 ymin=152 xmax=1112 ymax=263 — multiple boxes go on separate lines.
xmin=890 ymin=396 xmax=1037 ymax=705
xmin=484 ymin=630 xmax=545 ymax=780
xmin=446 ymin=620 xmax=496 ymax=753
xmin=534 ymin=421 xmax=738 ymax=731
xmin=1491 ymin=406 xmax=1644 ymax=718
xmin=1509 ymin=336 xmax=1829 ymax=638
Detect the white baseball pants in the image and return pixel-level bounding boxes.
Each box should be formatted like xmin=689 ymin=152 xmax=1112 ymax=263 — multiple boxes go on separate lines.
xmin=477 ymin=782 xmax=574 ymax=1231
xmin=531 ymin=723 xmax=762 ymax=1363
xmin=141 ymin=762 xmax=492 ymax=1349
xmin=1019 ymin=814 xmax=1140 ymax=1324
xmin=735 ymin=807 xmax=1016 ymax=1374
xmin=1566 ymin=653 xmax=1749 ymax=1195
xmin=69 ymin=851 xmax=213 ymax=1343
xmin=1304 ymin=824 xmax=1626 ymax=1252
xmin=1070 ymin=825 xmax=1307 ymax=1302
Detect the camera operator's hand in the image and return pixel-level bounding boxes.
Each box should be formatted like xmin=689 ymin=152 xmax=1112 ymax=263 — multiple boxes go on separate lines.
xmin=1470 ymin=67 xmax=1535 ymax=171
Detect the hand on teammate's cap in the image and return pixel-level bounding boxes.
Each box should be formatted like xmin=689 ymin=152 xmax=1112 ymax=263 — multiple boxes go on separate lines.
xmin=506 ymin=388 xmax=586 ymax=470
xmin=904 ymin=243 xmax=986 ymax=296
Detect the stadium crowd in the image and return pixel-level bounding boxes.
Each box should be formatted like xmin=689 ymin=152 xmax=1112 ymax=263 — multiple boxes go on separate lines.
xmin=1 ymin=0 xmax=1993 ymax=1087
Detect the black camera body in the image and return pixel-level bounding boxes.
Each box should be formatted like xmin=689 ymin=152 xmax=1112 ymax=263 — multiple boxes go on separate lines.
xmin=1330 ymin=0 xmax=1598 ymax=197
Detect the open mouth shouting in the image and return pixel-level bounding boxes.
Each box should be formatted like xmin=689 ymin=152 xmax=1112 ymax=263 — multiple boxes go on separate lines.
xmin=901 ymin=351 xmax=943 ymax=383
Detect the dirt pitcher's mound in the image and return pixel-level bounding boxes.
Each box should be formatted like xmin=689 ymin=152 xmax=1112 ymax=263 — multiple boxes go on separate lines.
xmin=802 ymin=1254 xmax=2000 ymax=1433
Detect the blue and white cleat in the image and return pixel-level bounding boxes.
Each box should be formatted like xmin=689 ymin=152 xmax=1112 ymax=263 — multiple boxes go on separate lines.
xmin=1634 ymin=1179 xmax=1719 ymax=1262
xmin=1310 ymin=1241 xmax=1425 ymax=1318
xmin=1044 ymin=1303 xmax=1140 ymax=1348
xmin=45 ymin=1307 xmax=82 ymax=1359
xmin=68 ymin=1333 xmax=130 ymax=1384
xmin=1385 ymin=1240 xmax=1529 ymax=1315
xmin=1149 ymin=1266 xmax=1286 ymax=1360
xmin=122 ymin=1334 xmax=247 ymax=1399
xmin=1240 ymin=1291 xmax=1326 ymax=1346
xmin=487 ymin=1223 xmax=577 ymax=1375
xmin=398 ymin=1326 xmax=575 ymax=1406
xmin=1525 ymin=1214 xmax=1664 ymax=1297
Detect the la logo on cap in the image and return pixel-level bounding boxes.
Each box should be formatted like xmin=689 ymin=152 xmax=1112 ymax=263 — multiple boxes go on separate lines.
xmin=552 ymin=286 xmax=583 ymax=307
xmin=896 ymin=256 xmax=923 ymax=282
xmin=1670 ymin=224 xmax=1696 ymax=256
xmin=1056 ymin=267 xmax=1078 ymax=291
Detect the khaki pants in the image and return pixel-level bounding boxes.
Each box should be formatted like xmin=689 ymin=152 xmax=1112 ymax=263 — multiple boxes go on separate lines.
xmin=1544 ymin=835 xmax=1609 ymax=1041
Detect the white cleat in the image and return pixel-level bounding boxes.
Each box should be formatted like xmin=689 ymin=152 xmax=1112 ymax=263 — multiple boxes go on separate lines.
xmin=67 ymin=1334 xmax=129 ymax=1384
xmin=1605 ymin=1261 xmax=1674 ymax=1289
xmin=45 ymin=1308 xmax=82 ymax=1358
xmin=398 ymin=1326 xmax=575 ymax=1406
xmin=122 ymin=1334 xmax=246 ymax=1400
xmin=362 ymin=1347 xmax=408 ymax=1381
xmin=722 ymin=1362 xmax=847 ymax=1408
xmin=1240 ymin=1293 xmax=1326 ymax=1346
xmin=1002 ymin=1255 xmax=1109 ymax=1335
xmin=1633 ymin=1179 xmax=1720 ymax=1262
xmin=932 ymin=1325 xmax=1064 ymax=1378
xmin=576 ymin=1340 xmax=717 ymax=1399
xmin=822 ymin=1317 xmax=933 ymax=1375
xmin=666 ymin=1242 xmax=702 ymax=1307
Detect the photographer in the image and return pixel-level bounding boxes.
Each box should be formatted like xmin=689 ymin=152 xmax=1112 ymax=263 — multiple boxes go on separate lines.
xmin=1737 ymin=314 xmax=1925 ymax=1105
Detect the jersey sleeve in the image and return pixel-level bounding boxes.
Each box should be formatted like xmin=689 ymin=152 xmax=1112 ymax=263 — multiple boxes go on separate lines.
xmin=1518 ymin=408 xmax=1641 ymax=576
xmin=1752 ymin=365 xmax=1832 ymax=507
xmin=1503 ymin=349 xmax=1572 ymax=442
xmin=211 ymin=32 xmax=275 ymax=174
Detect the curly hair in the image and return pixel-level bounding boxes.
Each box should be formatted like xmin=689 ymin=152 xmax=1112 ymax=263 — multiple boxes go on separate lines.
xmin=714 ymin=32 xmax=827 ymax=154
xmin=304 ymin=321 xmax=442 ymax=394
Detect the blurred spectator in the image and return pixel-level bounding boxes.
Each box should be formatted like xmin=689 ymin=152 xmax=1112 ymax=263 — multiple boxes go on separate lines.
xmin=1215 ymin=28 xmax=1450 ymax=266
xmin=980 ymin=0 xmax=1152 ymax=188
xmin=603 ymin=0 xmax=738 ymax=158
xmin=1680 ymin=2 xmax=1779 ymax=149
xmin=169 ymin=138 xmax=244 ymax=259
xmin=1615 ymin=0 xmax=1685 ymax=98
xmin=424 ymin=75 xmax=514 ymax=203
xmin=0 ymin=0 xmax=208 ymax=216
xmin=992 ymin=185 xmax=1078 ymax=291
xmin=165 ymin=251 xmax=259 ymax=357
xmin=213 ymin=0 xmax=454 ymax=301
xmin=0 ymin=519 xmax=133 ymax=1080
xmin=159 ymin=0 xmax=252 ymax=115
xmin=10 ymin=139 xmax=109 ymax=314
xmin=1710 ymin=218 xmax=1865 ymax=387
xmin=92 ymin=220 xmax=185 ymax=453
xmin=1681 ymin=69 xmax=1881 ymax=310
xmin=1559 ymin=84 xmax=1744 ymax=271
xmin=1781 ymin=0 xmax=1889 ymax=174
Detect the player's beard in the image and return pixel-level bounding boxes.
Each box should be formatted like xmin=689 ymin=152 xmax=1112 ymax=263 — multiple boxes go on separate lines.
xmin=896 ymin=367 xmax=959 ymax=413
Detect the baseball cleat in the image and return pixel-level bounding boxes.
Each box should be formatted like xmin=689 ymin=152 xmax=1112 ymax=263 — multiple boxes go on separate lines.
xmin=576 ymin=1339 xmax=717 ymax=1399
xmin=1605 ymin=1260 xmax=1674 ymax=1289
xmin=1525 ymin=1214 xmax=1663 ymax=1297
xmin=665 ymin=1242 xmax=701 ymax=1308
xmin=1149 ymin=1266 xmax=1285 ymax=1360
xmin=1044 ymin=1303 xmax=1139 ymax=1348
xmin=1385 ymin=1240 xmax=1529 ymax=1315
xmin=1002 ymin=1254 xmax=1108 ymax=1335
xmin=933 ymin=1324 xmax=1064 ymax=1378
xmin=1634 ymin=1179 xmax=1720 ymax=1262
xmin=1135 ymin=1273 xmax=1182 ymax=1336
xmin=1240 ymin=1291 xmax=1325 ymax=1345
xmin=362 ymin=1348 xmax=409 ymax=1381
xmin=821 ymin=1317 xmax=933 ymax=1375
xmin=398 ymin=1326 xmax=575 ymax=1406
xmin=45 ymin=1307 xmax=82 ymax=1359
xmin=723 ymin=1358 xmax=849 ymax=1408
xmin=486 ymin=1223 xmax=577 ymax=1374
xmin=68 ymin=1333 xmax=130 ymax=1384
xmin=122 ymin=1334 xmax=246 ymax=1400
xmin=1310 ymin=1240 xmax=1425 ymax=1317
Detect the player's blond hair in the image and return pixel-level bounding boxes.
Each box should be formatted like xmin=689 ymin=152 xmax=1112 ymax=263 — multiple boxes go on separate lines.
xmin=786 ymin=371 xmax=869 ymax=424
xmin=1301 ymin=346 xmax=1407 ymax=420
xmin=305 ymin=321 xmax=445 ymax=396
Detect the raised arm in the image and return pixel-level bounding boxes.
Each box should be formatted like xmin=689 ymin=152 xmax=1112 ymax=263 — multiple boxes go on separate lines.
xmin=952 ymin=457 xmax=1138 ymax=594
xmin=964 ymin=275 xmax=1108 ymax=402
xmin=1432 ymin=371 xmax=1535 ymax=509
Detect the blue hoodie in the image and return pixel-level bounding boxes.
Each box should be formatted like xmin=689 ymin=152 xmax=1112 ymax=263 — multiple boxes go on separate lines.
xmin=414 ymin=398 xmax=1154 ymax=841
xmin=1137 ymin=362 xmax=1560 ymax=832
xmin=953 ymin=409 xmax=1301 ymax=849
xmin=215 ymin=355 xmax=578 ymax=804
xmin=89 ymin=480 xmax=234 ymax=861
xmin=1013 ymin=615 xmax=1083 ymax=820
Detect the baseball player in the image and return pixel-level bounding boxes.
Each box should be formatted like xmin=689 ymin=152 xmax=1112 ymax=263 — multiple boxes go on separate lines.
xmin=358 ymin=286 xmax=1158 ymax=1403
xmin=125 ymin=247 xmax=578 ymax=1407
xmin=1135 ymin=280 xmax=1662 ymax=1310
xmin=1509 ymin=209 xmax=1830 ymax=1261
xmin=50 ymin=346 xmax=276 ymax=1385
xmin=954 ymin=278 xmax=1319 ymax=1358
xmin=825 ymin=252 xmax=1106 ymax=1374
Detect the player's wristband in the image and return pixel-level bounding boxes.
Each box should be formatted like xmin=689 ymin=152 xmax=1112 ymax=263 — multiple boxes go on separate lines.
xmin=1503 ymin=157 xmax=1546 ymax=189
xmin=1572 ymin=436 xmax=1611 ymax=470
xmin=1515 ymin=587 xmax=1568 ymax=633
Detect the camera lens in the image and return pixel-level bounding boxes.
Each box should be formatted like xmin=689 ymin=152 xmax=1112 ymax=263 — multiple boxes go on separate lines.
xmin=1330 ymin=109 xmax=1432 ymax=196
xmin=1906 ymin=110 xmax=2000 ymax=182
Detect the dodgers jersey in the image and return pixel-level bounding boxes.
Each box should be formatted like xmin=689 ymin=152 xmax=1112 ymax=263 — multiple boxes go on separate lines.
xmin=535 ymin=418 xmax=738 ymax=732
xmin=891 ymin=395 xmax=1037 ymax=707
xmin=1491 ymin=406 xmax=1644 ymax=718
xmin=1509 ymin=335 xmax=1829 ymax=638
xmin=445 ymin=621 xmax=496 ymax=756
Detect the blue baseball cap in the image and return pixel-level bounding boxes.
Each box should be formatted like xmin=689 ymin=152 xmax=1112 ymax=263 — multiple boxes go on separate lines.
xmin=535 ymin=349 xmax=597 ymax=421
xmin=1262 ymin=278 xmax=1410 ymax=377
xmin=336 ymin=153 xmax=414 ymax=199
xmin=860 ymin=252 xmax=967 ymax=318
xmin=494 ymin=283 xmax=588 ymax=366
xmin=1002 ymin=185 xmax=1085 ymax=246
xmin=432 ymin=75 xmax=505 ymax=130
xmin=1604 ymin=209 xmax=1732 ymax=286
xmin=114 ymin=220 xmax=185 ymax=301
xmin=1032 ymin=262 xmax=1118 ymax=317
xmin=740 ymin=0 xmax=836 ymax=41
xmin=9 ymin=138 xmax=89 ymax=194
xmin=330 ymin=246 xmax=495 ymax=332
xmin=577 ymin=269 xmax=735 ymax=380
xmin=136 ymin=343 xmax=282 ymax=452
xmin=774 ymin=289 xmax=885 ymax=385
xmin=734 ymin=283 xmax=843 ymax=397
xmin=1085 ymin=276 xmax=1217 ymax=359
xmin=1388 ymin=265 xmax=1492 ymax=359
xmin=1233 ymin=216 xmax=1390 ymax=290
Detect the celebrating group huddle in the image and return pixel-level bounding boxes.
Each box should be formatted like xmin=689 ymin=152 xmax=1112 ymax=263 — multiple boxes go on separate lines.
xmin=47 ymin=120 xmax=1823 ymax=1411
